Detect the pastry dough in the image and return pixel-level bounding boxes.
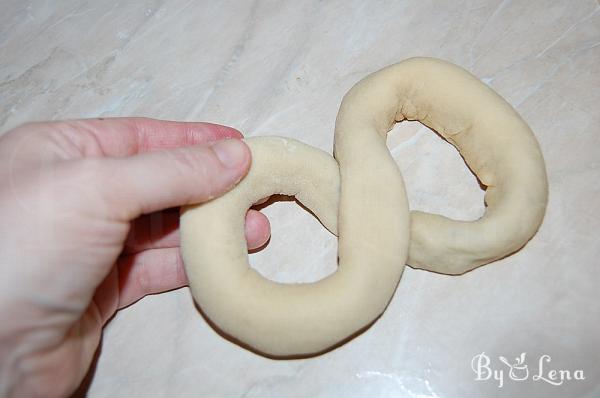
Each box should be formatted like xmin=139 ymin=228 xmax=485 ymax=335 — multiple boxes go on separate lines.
xmin=181 ymin=136 xmax=408 ymax=356
xmin=180 ymin=57 xmax=548 ymax=356
xmin=337 ymin=58 xmax=548 ymax=274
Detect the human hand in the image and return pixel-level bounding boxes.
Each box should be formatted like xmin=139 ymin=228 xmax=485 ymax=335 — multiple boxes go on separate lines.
xmin=0 ymin=118 xmax=271 ymax=397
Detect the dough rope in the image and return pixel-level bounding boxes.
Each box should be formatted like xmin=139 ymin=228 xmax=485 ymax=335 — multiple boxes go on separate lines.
xmin=180 ymin=57 xmax=548 ymax=357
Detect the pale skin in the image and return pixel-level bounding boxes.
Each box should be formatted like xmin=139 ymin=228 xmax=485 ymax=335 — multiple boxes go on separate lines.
xmin=0 ymin=118 xmax=271 ymax=397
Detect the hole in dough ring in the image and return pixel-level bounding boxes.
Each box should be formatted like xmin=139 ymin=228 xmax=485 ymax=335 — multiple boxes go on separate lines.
xmin=335 ymin=57 xmax=548 ymax=275
xmin=180 ymin=136 xmax=409 ymax=357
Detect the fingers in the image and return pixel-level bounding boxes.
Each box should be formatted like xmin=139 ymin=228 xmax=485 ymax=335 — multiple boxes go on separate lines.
xmin=244 ymin=210 xmax=271 ymax=250
xmin=117 ymin=247 xmax=187 ymax=309
xmin=0 ymin=118 xmax=243 ymax=174
xmin=118 ymin=211 xmax=271 ymax=308
xmin=117 ymin=209 xmax=271 ymax=308
xmin=97 ymin=139 xmax=251 ymax=219
xmin=124 ymin=208 xmax=180 ymax=254
xmin=124 ymin=208 xmax=271 ymax=253
xmin=54 ymin=117 xmax=244 ymax=157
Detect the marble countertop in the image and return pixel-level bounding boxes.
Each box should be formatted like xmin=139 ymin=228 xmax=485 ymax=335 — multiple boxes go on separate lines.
xmin=2 ymin=1 xmax=599 ymax=397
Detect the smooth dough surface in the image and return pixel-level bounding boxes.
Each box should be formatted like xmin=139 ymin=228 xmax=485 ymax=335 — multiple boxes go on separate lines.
xmin=180 ymin=57 xmax=548 ymax=356
xmin=181 ymin=136 xmax=409 ymax=356
xmin=336 ymin=57 xmax=548 ymax=274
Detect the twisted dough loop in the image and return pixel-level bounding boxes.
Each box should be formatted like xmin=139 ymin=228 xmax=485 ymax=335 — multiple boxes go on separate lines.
xmin=180 ymin=57 xmax=548 ymax=356
xmin=338 ymin=57 xmax=548 ymax=274
xmin=181 ymin=136 xmax=409 ymax=357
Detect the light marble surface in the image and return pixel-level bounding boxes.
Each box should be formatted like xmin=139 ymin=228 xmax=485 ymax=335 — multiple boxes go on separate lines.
xmin=2 ymin=1 xmax=600 ymax=397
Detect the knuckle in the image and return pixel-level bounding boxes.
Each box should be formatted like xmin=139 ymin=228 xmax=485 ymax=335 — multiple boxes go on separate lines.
xmin=71 ymin=158 xmax=131 ymax=218
xmin=169 ymin=146 xmax=218 ymax=181
xmin=167 ymin=147 xmax=227 ymax=201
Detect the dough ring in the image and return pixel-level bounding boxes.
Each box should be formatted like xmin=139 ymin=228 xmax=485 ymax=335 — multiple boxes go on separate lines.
xmin=337 ymin=57 xmax=548 ymax=274
xmin=180 ymin=57 xmax=548 ymax=356
xmin=181 ymin=136 xmax=409 ymax=357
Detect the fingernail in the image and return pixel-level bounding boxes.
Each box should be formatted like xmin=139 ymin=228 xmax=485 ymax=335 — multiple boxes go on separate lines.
xmin=212 ymin=139 xmax=248 ymax=169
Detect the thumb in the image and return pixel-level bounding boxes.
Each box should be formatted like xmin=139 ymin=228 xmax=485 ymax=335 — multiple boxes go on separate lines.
xmin=98 ymin=138 xmax=251 ymax=220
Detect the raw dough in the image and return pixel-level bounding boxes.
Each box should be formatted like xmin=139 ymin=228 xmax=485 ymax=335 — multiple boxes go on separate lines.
xmin=180 ymin=57 xmax=548 ymax=356
xmin=337 ymin=57 xmax=548 ymax=274
xmin=181 ymin=136 xmax=409 ymax=356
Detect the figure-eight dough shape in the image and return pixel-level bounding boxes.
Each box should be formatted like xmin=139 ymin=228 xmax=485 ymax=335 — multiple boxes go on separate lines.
xmin=180 ymin=57 xmax=548 ymax=356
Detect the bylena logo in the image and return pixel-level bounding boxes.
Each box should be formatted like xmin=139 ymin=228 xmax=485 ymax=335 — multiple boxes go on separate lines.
xmin=471 ymin=352 xmax=585 ymax=388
